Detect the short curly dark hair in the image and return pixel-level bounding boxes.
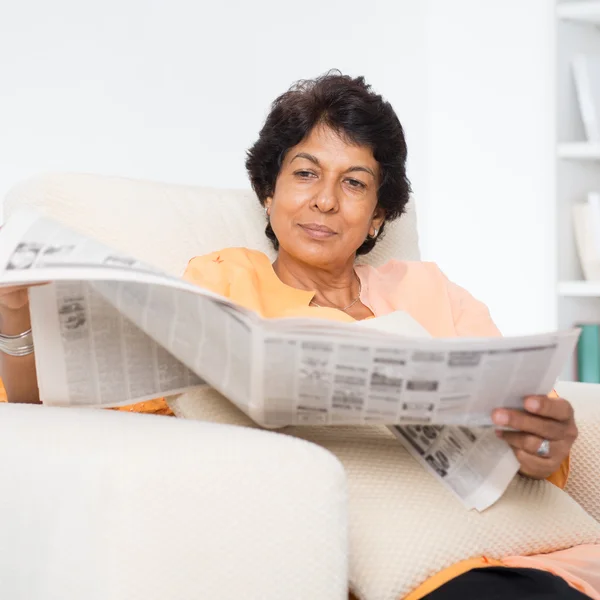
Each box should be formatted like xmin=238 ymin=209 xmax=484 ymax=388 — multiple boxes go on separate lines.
xmin=245 ymin=70 xmax=411 ymax=256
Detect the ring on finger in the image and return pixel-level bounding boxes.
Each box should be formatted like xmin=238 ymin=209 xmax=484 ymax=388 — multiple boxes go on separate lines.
xmin=536 ymin=438 xmax=551 ymax=458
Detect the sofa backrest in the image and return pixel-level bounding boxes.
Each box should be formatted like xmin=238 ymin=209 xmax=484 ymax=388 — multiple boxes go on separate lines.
xmin=4 ymin=173 xmax=421 ymax=276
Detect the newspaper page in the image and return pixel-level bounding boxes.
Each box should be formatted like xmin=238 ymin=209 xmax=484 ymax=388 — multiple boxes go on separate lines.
xmin=254 ymin=323 xmax=578 ymax=428
xmin=29 ymin=281 xmax=205 ymax=407
xmin=89 ymin=279 xmax=257 ymax=415
xmin=0 ymin=209 xmax=580 ymax=422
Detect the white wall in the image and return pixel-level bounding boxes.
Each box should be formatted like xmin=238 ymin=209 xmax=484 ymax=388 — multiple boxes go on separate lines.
xmin=0 ymin=0 xmax=428 ymax=194
xmin=0 ymin=0 xmax=556 ymax=335
xmin=421 ymin=0 xmax=556 ymax=336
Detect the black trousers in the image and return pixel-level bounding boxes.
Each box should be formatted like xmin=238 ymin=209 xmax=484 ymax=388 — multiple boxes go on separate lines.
xmin=423 ymin=567 xmax=591 ymax=599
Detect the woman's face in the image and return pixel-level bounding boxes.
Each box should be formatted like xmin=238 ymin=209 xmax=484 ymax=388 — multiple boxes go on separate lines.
xmin=265 ymin=124 xmax=384 ymax=270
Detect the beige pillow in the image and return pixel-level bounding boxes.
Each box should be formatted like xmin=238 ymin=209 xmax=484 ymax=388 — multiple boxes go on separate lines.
xmin=169 ymin=387 xmax=600 ymax=600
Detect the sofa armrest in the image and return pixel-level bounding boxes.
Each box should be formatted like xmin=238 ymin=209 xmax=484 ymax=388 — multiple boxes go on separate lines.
xmin=0 ymin=404 xmax=347 ymax=600
xmin=554 ymin=381 xmax=600 ymax=522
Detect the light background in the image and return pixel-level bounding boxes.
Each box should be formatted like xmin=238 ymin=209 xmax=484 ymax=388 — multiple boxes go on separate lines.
xmin=0 ymin=0 xmax=555 ymax=335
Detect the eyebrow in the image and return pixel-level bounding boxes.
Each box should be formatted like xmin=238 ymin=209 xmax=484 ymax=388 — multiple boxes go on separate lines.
xmin=291 ymin=152 xmax=376 ymax=178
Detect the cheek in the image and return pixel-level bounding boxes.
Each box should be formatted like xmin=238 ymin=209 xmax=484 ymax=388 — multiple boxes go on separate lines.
xmin=271 ymin=195 xmax=312 ymax=231
xmin=342 ymin=205 xmax=374 ymax=236
xmin=272 ymin=179 xmax=306 ymax=213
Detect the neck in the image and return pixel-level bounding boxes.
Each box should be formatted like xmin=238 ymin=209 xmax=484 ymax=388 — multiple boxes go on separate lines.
xmin=273 ymin=248 xmax=359 ymax=309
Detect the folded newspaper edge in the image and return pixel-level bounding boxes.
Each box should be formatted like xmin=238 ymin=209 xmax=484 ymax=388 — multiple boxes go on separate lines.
xmin=0 ymin=208 xmax=581 ymax=511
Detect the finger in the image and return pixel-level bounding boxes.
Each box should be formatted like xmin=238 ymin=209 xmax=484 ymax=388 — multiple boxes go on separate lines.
xmin=513 ymin=449 xmax=561 ymax=480
xmin=499 ymin=431 xmax=570 ymax=461
xmin=492 ymin=409 xmax=567 ymax=440
xmin=523 ymin=395 xmax=574 ymax=423
xmin=499 ymin=431 xmax=551 ymax=456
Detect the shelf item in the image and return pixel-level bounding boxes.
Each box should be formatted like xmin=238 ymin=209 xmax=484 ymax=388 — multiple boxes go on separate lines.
xmin=558 ymin=1 xmax=600 ymax=25
xmin=558 ymin=281 xmax=600 ymax=296
xmin=576 ymin=323 xmax=600 ymax=383
xmin=572 ymin=54 xmax=600 ymax=141
xmin=572 ymin=195 xmax=600 ymax=282
xmin=558 ymin=142 xmax=600 ymax=158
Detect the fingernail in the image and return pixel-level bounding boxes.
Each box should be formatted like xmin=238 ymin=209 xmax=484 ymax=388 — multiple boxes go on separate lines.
xmin=493 ymin=410 xmax=509 ymax=426
xmin=525 ymin=397 xmax=540 ymax=413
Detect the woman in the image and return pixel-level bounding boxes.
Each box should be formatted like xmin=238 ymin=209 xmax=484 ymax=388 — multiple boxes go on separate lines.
xmin=0 ymin=72 xmax=597 ymax=598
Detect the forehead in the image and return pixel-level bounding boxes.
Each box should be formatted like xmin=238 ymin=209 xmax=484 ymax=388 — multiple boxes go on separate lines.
xmin=286 ymin=124 xmax=378 ymax=171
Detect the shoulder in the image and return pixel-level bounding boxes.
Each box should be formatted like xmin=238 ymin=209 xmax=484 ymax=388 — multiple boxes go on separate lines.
xmin=357 ymin=259 xmax=452 ymax=320
xmin=359 ymin=259 xmax=500 ymax=336
xmin=369 ymin=259 xmax=485 ymax=307
xmin=183 ymin=247 xmax=271 ymax=294
xmin=360 ymin=259 xmax=447 ymax=288
xmin=384 ymin=259 xmax=444 ymax=276
xmin=186 ymin=247 xmax=270 ymax=271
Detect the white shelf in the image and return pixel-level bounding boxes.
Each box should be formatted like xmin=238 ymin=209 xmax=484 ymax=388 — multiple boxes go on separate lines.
xmin=558 ymin=281 xmax=600 ymax=296
xmin=558 ymin=141 xmax=600 ymax=159
xmin=558 ymin=1 xmax=600 ymax=24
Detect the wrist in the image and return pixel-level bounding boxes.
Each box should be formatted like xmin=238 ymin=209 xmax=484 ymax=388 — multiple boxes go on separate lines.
xmin=0 ymin=305 xmax=31 ymax=336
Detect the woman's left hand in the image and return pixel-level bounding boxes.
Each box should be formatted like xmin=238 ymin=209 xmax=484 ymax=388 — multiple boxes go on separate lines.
xmin=493 ymin=395 xmax=578 ymax=479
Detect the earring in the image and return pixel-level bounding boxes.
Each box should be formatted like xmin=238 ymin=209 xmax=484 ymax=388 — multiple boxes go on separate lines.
xmin=264 ymin=206 xmax=269 ymax=216
xmin=368 ymin=228 xmax=379 ymax=240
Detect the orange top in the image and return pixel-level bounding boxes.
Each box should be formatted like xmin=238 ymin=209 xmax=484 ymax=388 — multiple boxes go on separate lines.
xmin=183 ymin=247 xmax=502 ymax=335
xmin=1 ymin=246 xmax=586 ymax=599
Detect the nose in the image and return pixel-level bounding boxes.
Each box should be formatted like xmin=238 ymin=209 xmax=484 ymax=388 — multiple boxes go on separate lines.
xmin=310 ymin=175 xmax=339 ymax=213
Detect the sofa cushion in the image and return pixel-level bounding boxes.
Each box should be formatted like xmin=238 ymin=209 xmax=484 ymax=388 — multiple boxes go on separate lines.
xmin=4 ymin=173 xmax=421 ymax=279
xmin=169 ymin=387 xmax=600 ymax=600
xmin=0 ymin=403 xmax=348 ymax=600
xmin=556 ymin=380 xmax=600 ymax=523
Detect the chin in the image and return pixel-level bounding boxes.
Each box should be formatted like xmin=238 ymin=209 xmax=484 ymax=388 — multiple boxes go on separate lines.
xmin=281 ymin=238 xmax=347 ymax=268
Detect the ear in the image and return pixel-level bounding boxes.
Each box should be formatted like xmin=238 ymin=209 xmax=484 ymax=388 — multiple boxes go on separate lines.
xmin=264 ymin=196 xmax=273 ymax=215
xmin=370 ymin=206 xmax=385 ymax=234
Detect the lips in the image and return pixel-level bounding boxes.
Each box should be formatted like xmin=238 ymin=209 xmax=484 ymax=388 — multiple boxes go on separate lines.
xmin=299 ymin=223 xmax=337 ymax=239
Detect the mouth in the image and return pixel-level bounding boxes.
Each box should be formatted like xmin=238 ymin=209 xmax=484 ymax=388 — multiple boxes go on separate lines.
xmin=298 ymin=223 xmax=337 ymax=240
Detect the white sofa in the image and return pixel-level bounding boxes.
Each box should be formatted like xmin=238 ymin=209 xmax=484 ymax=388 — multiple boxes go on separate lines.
xmin=1 ymin=173 xmax=599 ymax=600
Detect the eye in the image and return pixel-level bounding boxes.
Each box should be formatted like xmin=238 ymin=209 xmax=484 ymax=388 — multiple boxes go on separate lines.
xmin=295 ymin=170 xmax=317 ymax=179
xmin=345 ymin=178 xmax=366 ymax=190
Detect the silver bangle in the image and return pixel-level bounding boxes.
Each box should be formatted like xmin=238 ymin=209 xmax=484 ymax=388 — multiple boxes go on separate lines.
xmin=0 ymin=328 xmax=34 ymax=357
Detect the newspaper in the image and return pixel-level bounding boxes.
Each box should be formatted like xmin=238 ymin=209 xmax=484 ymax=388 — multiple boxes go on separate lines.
xmin=0 ymin=209 xmax=580 ymax=510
